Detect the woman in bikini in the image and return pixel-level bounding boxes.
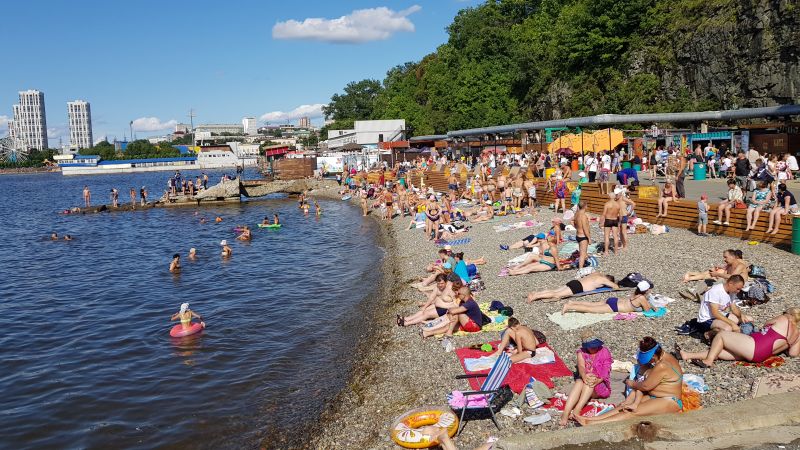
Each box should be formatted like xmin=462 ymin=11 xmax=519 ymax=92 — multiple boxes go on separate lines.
xmin=507 ymin=235 xmax=561 ymax=275
xmin=425 ymin=198 xmax=441 ymax=241
xmin=657 ymin=181 xmax=676 ymax=217
xmin=576 ymin=337 xmax=683 ymax=426
xmin=678 ymin=308 xmax=800 ymax=368
xmin=561 ymin=281 xmax=654 ymax=315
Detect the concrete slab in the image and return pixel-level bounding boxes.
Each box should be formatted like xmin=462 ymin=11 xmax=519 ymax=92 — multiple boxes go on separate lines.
xmin=495 ymin=392 xmax=800 ymax=450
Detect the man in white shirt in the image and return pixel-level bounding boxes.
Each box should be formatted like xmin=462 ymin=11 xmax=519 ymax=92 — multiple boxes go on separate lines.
xmin=787 ymin=153 xmax=799 ymax=172
xmin=677 ymin=275 xmax=747 ymax=336
xmin=601 ymin=152 xmax=612 ymax=171
xmin=747 ymin=147 xmax=760 ymax=165
xmin=585 ymin=153 xmax=598 ymax=182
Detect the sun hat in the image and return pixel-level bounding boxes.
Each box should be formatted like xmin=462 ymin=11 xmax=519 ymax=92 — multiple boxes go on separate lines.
xmin=637 ymin=280 xmax=651 ymax=292
xmin=444 ymin=245 xmax=452 ymax=251
xmin=638 ymin=342 xmax=661 ymax=364
xmin=220 ymin=240 xmax=227 ymax=246
xmin=581 ymin=337 xmax=604 ymax=351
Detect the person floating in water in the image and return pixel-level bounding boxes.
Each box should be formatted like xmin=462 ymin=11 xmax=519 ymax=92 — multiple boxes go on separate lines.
xmin=261 ymin=216 xmax=271 ymax=226
xmin=215 ymin=216 xmax=223 ymax=223
xmin=170 ymin=253 xmax=181 ymax=273
xmin=302 ymin=203 xmax=310 ymax=216
xmin=236 ymin=226 xmax=252 ymax=241
xmin=188 ymin=248 xmax=197 ymax=260
xmin=171 ymin=303 xmax=204 ymax=331
xmin=220 ymin=240 xmax=232 ymax=257
xmin=63 ymin=235 xmax=73 ymax=241
xmin=50 ymin=232 xmax=58 ymax=241
xmin=273 ymin=214 xmax=280 ymax=225
xmin=314 ymin=200 xmax=322 ymax=216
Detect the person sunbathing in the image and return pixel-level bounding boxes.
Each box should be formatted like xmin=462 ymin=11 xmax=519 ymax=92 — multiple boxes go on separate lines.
xmin=489 ymin=317 xmax=539 ymax=363
xmin=559 ymin=331 xmax=613 ymax=426
xmin=398 ymin=276 xmax=461 ymax=326
xmin=507 ymin=235 xmax=561 ymax=275
xmin=562 ymin=281 xmax=654 ymax=315
xmin=575 ymin=337 xmax=683 ymax=426
xmin=526 ymin=273 xmax=618 ymax=303
xmin=682 ymin=249 xmax=749 ymax=284
xmin=677 ymin=308 xmax=800 ymax=368
xmin=470 ymin=202 xmax=494 ymax=223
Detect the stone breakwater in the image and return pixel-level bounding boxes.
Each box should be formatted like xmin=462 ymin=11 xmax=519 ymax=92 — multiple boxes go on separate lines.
xmin=309 ymin=199 xmax=800 ymax=449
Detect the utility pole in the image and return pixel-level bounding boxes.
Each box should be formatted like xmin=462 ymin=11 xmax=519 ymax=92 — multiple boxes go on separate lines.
xmin=188 ymin=108 xmax=196 ymax=146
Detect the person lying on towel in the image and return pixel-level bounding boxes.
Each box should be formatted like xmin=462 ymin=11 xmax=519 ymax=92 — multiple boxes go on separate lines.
xmin=527 ymin=272 xmax=618 ymax=303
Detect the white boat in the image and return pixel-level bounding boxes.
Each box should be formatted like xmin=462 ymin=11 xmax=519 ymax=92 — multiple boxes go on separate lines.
xmin=57 ymin=154 xmax=200 ymax=175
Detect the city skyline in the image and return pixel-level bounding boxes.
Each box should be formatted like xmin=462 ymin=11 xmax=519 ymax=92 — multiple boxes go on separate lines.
xmin=0 ymin=1 xmax=480 ymax=145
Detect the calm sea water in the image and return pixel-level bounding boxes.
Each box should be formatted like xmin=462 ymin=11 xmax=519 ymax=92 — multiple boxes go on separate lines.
xmin=0 ymin=169 xmax=382 ymax=449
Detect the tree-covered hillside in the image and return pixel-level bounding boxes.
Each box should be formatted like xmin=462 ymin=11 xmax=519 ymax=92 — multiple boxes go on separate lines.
xmin=324 ymin=0 xmax=799 ymax=136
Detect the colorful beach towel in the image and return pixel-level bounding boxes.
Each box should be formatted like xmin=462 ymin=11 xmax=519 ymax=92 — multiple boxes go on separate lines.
xmin=492 ymin=220 xmax=542 ymax=233
xmin=751 ymin=373 xmax=800 ymax=398
xmin=543 ymin=393 xmax=615 ymax=418
xmin=736 ymin=355 xmax=785 ymax=368
xmin=436 ymin=238 xmax=471 ymax=247
xmin=455 ymin=343 xmax=572 ymax=393
xmin=547 ymin=311 xmax=617 ymax=331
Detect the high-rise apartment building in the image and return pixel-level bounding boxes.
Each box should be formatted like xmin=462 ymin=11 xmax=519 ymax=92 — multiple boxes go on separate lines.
xmin=242 ymin=117 xmax=257 ymax=135
xmin=67 ymin=100 xmax=93 ymax=149
xmin=12 ymin=90 xmax=48 ymax=150
xmin=298 ymin=116 xmax=310 ymax=128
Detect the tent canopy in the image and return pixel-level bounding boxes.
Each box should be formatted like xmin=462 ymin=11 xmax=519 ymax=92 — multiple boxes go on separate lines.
xmin=546 ymin=128 xmax=624 ymax=154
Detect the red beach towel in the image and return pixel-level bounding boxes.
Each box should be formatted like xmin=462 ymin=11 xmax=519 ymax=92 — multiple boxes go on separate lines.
xmin=455 ymin=342 xmax=572 ymax=393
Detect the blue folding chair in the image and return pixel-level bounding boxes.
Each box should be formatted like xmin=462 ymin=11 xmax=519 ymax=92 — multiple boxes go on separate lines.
xmin=447 ymin=352 xmax=512 ymax=435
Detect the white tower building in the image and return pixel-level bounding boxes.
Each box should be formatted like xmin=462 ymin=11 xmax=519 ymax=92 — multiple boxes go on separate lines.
xmin=242 ymin=117 xmax=257 ymax=135
xmin=12 ymin=90 xmax=48 ymax=150
xmin=67 ymin=100 xmax=93 ymax=149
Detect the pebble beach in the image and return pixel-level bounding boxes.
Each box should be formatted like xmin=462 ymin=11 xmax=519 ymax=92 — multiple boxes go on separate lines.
xmin=309 ymin=185 xmax=800 ymax=450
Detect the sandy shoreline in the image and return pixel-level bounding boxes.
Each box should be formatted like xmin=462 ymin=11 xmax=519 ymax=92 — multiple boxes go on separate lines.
xmin=307 ymin=181 xmax=800 ymax=449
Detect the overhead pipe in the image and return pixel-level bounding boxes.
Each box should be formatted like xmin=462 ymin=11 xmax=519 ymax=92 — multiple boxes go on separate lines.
xmin=446 ymin=105 xmax=800 ymax=138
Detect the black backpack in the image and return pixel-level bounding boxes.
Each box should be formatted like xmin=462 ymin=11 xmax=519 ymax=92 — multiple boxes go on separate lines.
xmin=619 ymin=272 xmax=654 ymax=289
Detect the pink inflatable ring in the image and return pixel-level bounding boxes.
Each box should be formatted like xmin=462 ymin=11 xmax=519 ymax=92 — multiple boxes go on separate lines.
xmin=170 ymin=322 xmax=205 ymax=337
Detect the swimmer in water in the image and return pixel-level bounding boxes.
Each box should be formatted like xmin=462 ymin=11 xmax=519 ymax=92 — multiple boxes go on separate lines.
xmin=200 ymin=217 xmax=207 ymax=224
xmin=171 ymin=302 xmax=204 ymax=330
xmin=188 ymin=248 xmax=197 ymax=260
xmin=302 ymin=203 xmax=310 ymax=215
xmin=314 ymin=200 xmax=322 ymax=216
xmin=220 ymin=240 xmax=232 ymax=257
xmin=50 ymin=232 xmax=58 ymax=241
xmin=273 ymin=214 xmax=280 ymax=225
xmin=63 ymin=235 xmax=73 ymax=241
xmin=169 ymin=253 xmax=181 ymax=273
xmin=236 ymin=226 xmax=252 ymax=241
xmin=261 ymin=216 xmax=270 ymax=226
xmin=215 ymin=216 xmax=223 ymax=223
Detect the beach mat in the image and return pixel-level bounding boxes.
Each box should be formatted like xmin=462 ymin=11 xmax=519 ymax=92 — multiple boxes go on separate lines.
xmin=543 ymin=393 xmax=615 ymax=418
xmin=436 ymin=238 xmax=471 ymax=247
xmin=547 ymin=311 xmax=617 ymax=331
xmin=570 ymin=287 xmax=632 ymax=299
xmin=455 ymin=343 xmax=572 ymax=393
xmin=736 ymin=355 xmax=785 ymax=368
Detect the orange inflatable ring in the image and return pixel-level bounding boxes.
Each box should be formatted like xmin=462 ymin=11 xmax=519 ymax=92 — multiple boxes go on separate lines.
xmin=390 ymin=407 xmax=458 ymax=449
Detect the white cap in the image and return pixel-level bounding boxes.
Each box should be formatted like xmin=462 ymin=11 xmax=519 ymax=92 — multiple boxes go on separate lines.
xmin=180 ymin=303 xmax=189 ymax=314
xmin=579 ymin=171 xmax=586 ymax=177
xmin=444 ymin=245 xmax=452 ymax=251
xmin=189 ymin=247 xmax=196 ymax=253
xmin=613 ymin=187 xmax=624 ymax=195
xmin=637 ymin=280 xmax=651 ymax=292
xmin=220 ymin=240 xmax=227 ymax=246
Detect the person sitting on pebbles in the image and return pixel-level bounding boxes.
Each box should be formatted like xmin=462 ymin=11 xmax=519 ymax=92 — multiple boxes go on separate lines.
xmin=398 ymin=276 xmax=461 ymax=327
xmin=422 ymin=287 xmax=483 ymax=338
xmin=575 ymin=337 xmax=683 ymax=426
xmin=561 ymin=281 xmax=654 ymax=315
xmin=559 ymin=330 xmax=613 ymax=427
xmin=526 ymin=272 xmax=618 ymax=303
xmin=489 ymin=317 xmax=539 ymax=363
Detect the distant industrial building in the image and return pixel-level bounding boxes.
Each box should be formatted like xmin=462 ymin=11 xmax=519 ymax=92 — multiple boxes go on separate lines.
xmin=175 ymin=123 xmax=192 ymax=134
xmin=242 ymin=117 xmax=257 ymax=135
xmin=325 ymin=119 xmax=405 ymax=150
xmin=10 ymin=89 xmax=48 ymax=150
xmin=195 ymin=123 xmax=244 ymax=135
xmin=298 ymin=116 xmax=311 ymax=128
xmin=67 ymin=100 xmax=93 ymax=150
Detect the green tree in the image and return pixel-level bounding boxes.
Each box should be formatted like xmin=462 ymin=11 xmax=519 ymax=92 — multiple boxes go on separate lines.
xmin=322 ymin=79 xmax=383 ymax=121
xmin=82 ymin=141 xmax=116 ymax=160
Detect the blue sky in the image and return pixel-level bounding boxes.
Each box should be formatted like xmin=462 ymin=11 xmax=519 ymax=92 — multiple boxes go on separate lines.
xmin=0 ymin=0 xmax=479 ymax=145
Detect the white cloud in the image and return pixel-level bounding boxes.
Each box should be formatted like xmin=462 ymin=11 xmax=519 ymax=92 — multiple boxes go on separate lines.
xmin=47 ymin=126 xmax=69 ymax=140
xmin=131 ymin=117 xmax=177 ymax=132
xmin=272 ymin=5 xmax=421 ymax=44
xmin=94 ymin=135 xmax=108 ymax=145
xmin=260 ymin=103 xmax=326 ymax=123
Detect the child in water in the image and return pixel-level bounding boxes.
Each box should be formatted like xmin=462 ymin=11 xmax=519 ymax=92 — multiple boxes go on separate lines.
xmin=273 ymin=214 xmax=280 ymax=225
xmin=302 ymin=203 xmax=310 ymax=215
xmin=314 ymin=201 xmax=322 ymax=216
xmin=261 ymin=216 xmax=270 ymax=225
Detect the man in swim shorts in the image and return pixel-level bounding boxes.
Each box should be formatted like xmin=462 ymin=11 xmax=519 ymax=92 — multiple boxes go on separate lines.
xmin=527 ymin=273 xmax=618 ymax=303
xmin=575 ymin=201 xmax=591 ymax=269
xmin=490 ymin=317 xmax=540 ymax=363
xmin=601 ymin=190 xmax=622 ymax=256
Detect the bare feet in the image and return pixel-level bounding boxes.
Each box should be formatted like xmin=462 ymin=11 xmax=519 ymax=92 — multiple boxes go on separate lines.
xmin=561 ymin=303 xmax=570 ymax=315
xmin=526 ymin=293 xmax=538 ymax=303
xmin=572 ymin=411 xmax=588 ymax=426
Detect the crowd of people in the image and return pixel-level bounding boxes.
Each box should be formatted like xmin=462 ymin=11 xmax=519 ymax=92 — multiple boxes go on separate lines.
xmin=340 ymin=150 xmax=800 ymax=444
